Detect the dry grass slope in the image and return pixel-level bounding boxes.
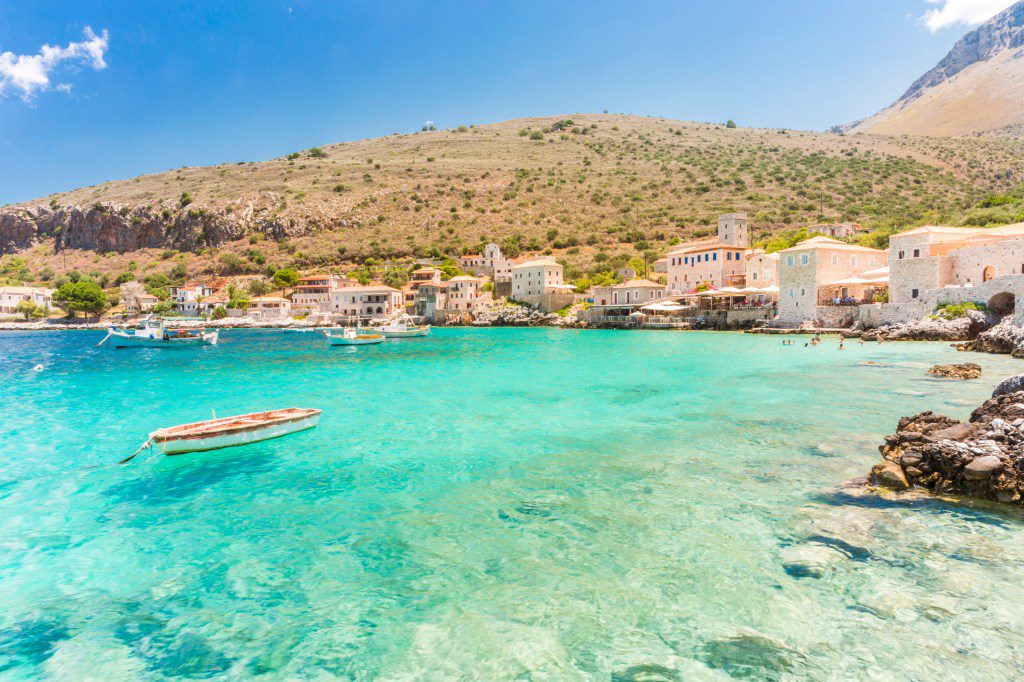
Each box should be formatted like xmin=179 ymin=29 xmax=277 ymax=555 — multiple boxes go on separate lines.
xmin=5 ymin=114 xmax=1024 ymax=286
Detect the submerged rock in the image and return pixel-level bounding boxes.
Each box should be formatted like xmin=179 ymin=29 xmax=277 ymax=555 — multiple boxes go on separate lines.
xmin=866 ymin=385 xmax=1024 ymax=506
xmin=927 ymin=363 xmax=982 ymax=380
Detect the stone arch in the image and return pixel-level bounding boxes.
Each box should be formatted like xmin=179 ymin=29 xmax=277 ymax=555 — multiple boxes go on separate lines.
xmin=983 ymin=266 xmax=996 ymax=282
xmin=365 ymin=307 xmax=374 ymax=315
xmin=989 ymin=292 xmax=1015 ymax=315
xmin=376 ymin=306 xmax=383 ymax=314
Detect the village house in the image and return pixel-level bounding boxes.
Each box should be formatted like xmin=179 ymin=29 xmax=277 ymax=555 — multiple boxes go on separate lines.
xmin=291 ymin=274 xmax=357 ymax=313
xmin=251 ymin=296 xmax=291 ymax=320
xmin=806 ymin=222 xmax=865 ymax=240
xmin=329 ymin=285 xmax=405 ymax=320
xmin=446 ymin=275 xmax=484 ymax=310
xmin=169 ymin=283 xmax=215 ymax=317
xmin=666 ymin=214 xmax=751 ymax=291
xmin=776 ymin=236 xmax=887 ymax=325
xmin=510 ymin=256 xmax=576 ymax=312
xmin=880 ymin=223 xmax=1024 ymax=324
xmin=0 ymin=286 xmax=54 ymax=315
xmin=591 ymin=279 xmax=668 ymax=308
xmin=404 ymin=267 xmax=444 ymax=304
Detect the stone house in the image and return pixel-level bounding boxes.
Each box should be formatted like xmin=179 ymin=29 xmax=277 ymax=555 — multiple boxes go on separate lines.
xmin=882 ymin=223 xmax=1024 ymax=324
xmin=291 ymin=274 xmax=357 ymax=313
xmin=591 ymin=279 xmax=668 ymax=308
xmin=251 ymin=296 xmax=291 ymax=320
xmin=459 ymin=243 xmax=515 ymax=281
xmin=806 ymin=222 xmax=865 ymax=239
xmin=510 ymin=257 xmax=575 ymax=313
xmin=666 ymin=214 xmax=751 ymax=291
xmin=777 ymin=236 xmax=886 ymax=325
xmin=329 ymin=285 xmax=405 ymax=320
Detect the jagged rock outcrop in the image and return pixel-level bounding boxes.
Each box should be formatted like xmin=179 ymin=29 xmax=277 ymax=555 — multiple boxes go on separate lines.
xmin=873 ymin=310 xmax=994 ymax=341
xmin=0 ymin=201 xmax=301 ymax=255
xmin=927 ymin=363 xmax=982 ymax=380
xmin=469 ymin=304 xmax=559 ymax=327
xmin=868 ymin=386 xmax=1024 ymax=505
xmin=960 ymin=315 xmax=1024 ymax=357
xmin=994 ymin=374 xmax=1024 ymax=397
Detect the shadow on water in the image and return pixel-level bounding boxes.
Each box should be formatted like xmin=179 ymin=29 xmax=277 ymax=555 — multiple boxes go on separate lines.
xmin=0 ymin=619 xmax=70 ymax=673
xmin=814 ymin=489 xmax=1020 ymax=528
xmin=101 ymin=451 xmax=278 ymax=509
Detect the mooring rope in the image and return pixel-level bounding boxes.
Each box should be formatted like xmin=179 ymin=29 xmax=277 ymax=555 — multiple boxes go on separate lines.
xmin=118 ymin=437 xmax=153 ymax=465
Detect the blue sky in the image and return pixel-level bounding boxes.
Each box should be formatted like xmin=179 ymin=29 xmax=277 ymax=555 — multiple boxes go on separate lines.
xmin=0 ymin=0 xmax=1012 ymax=205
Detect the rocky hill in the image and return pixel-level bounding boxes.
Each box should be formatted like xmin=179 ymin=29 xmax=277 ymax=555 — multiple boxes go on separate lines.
xmin=2 ymin=114 xmax=1023 ymax=286
xmin=844 ymin=1 xmax=1024 ymax=136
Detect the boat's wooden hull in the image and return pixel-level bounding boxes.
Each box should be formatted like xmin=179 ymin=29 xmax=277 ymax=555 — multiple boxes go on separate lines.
xmin=153 ymin=410 xmax=320 ymax=454
xmin=110 ymin=330 xmax=219 ymax=348
xmin=378 ymin=327 xmax=430 ymax=338
xmin=324 ymin=332 xmax=384 ymax=346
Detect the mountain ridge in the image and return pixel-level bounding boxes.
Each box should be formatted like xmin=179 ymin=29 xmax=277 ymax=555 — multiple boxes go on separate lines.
xmin=840 ymin=0 xmax=1024 ymax=136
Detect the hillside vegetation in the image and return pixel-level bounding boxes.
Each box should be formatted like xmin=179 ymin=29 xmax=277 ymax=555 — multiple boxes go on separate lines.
xmin=3 ymin=114 xmax=1024 ymax=292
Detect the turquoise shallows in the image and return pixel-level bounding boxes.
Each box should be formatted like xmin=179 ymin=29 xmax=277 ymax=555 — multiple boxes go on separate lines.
xmin=0 ymin=328 xmax=1022 ymax=679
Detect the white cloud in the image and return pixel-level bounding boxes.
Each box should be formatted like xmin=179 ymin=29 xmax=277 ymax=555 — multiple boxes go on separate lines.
xmin=922 ymin=0 xmax=1017 ymax=31
xmin=0 ymin=27 xmax=109 ymax=101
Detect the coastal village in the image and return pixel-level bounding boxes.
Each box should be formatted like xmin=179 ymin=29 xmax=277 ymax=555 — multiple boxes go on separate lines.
xmin=4 ymin=213 xmax=1022 ymax=334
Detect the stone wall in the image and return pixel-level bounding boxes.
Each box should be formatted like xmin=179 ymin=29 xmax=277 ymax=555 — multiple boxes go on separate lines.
xmin=515 ymin=292 xmax=575 ymax=314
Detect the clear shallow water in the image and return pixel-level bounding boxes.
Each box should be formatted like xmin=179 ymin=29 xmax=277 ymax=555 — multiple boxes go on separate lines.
xmin=1 ymin=328 xmax=1023 ymax=680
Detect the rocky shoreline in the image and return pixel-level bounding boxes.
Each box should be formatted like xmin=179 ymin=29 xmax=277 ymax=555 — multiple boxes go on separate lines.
xmin=868 ymin=375 xmax=1024 ymax=506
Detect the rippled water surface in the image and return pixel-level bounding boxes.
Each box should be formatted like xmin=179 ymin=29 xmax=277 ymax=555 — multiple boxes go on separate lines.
xmin=1 ymin=328 xmax=1023 ymax=679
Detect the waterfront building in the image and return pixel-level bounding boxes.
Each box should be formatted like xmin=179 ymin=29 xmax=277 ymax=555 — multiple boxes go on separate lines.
xmin=250 ymin=296 xmax=291 ymax=320
xmin=776 ymin=236 xmax=886 ymax=325
xmin=510 ymin=257 xmax=575 ymax=312
xmin=0 ymin=286 xmax=54 ymax=314
xmin=666 ymin=214 xmax=751 ymax=291
xmin=291 ymin=274 xmax=356 ymax=313
xmin=446 ymin=275 xmax=484 ymax=310
xmin=591 ymin=279 xmax=668 ymax=308
xmin=881 ymin=223 xmax=1024 ymax=324
xmin=329 ymin=285 xmax=405 ymax=320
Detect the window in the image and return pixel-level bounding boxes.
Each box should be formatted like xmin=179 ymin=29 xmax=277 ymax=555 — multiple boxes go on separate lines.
xmin=713 ymin=253 xmax=717 ymax=261
xmin=898 ymin=250 xmax=904 ymax=259
xmin=789 ymin=288 xmax=794 ymax=298
xmin=800 ymin=254 xmax=808 ymax=265
xmin=832 ymin=254 xmax=837 ymax=265
xmin=787 ymin=255 xmax=794 ymax=266
xmin=913 ymin=249 xmax=920 ymax=258
xmin=911 ymin=289 xmax=919 ymax=299
xmin=752 ymin=272 xmax=758 ymax=280
xmin=851 ymin=256 xmax=857 ymax=267
xmin=726 ymin=252 xmax=731 ymax=261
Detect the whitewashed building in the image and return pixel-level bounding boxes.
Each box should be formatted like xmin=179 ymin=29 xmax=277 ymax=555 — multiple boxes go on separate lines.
xmin=0 ymin=286 xmax=54 ymax=314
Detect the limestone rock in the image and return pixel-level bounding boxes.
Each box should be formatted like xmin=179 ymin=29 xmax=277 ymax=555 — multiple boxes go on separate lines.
xmin=964 ymin=455 xmax=1003 ymax=479
xmin=870 ymin=461 xmax=909 ymax=490
xmin=927 ymin=363 xmax=982 ymax=380
xmin=993 ymin=374 xmax=1024 ymax=398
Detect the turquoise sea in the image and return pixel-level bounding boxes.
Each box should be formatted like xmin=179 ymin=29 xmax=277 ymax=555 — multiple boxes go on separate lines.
xmin=1 ymin=328 xmax=1023 ymax=679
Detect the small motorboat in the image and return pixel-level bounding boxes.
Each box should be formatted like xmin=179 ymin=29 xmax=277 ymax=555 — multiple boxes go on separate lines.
xmin=123 ymin=408 xmax=322 ymax=461
xmin=372 ymin=321 xmax=430 ymax=338
xmin=323 ymin=327 xmax=384 ymax=346
xmin=101 ymin=317 xmax=219 ymax=348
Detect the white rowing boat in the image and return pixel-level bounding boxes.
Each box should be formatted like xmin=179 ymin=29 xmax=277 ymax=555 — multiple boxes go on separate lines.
xmin=125 ymin=408 xmax=322 ymax=460
xmin=103 ymin=318 xmax=219 ymax=348
xmin=323 ymin=327 xmax=384 ymax=346
xmin=371 ymin=321 xmax=431 ymax=338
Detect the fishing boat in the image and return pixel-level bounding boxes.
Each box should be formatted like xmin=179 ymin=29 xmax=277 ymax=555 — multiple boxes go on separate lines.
xmin=123 ymin=408 xmax=321 ymax=461
xmin=101 ymin=318 xmax=219 ymax=348
xmin=371 ymin=321 xmax=431 ymax=338
xmin=323 ymin=327 xmax=384 ymax=346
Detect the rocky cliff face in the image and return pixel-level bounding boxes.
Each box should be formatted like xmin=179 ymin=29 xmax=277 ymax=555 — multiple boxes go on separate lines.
xmin=900 ymin=1 xmax=1024 ymax=104
xmin=836 ymin=1 xmax=1024 ymax=136
xmin=0 ymin=201 xmax=318 ymax=255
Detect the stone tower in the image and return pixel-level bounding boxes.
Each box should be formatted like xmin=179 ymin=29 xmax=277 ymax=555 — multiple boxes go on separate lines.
xmin=717 ymin=213 xmax=748 ymax=247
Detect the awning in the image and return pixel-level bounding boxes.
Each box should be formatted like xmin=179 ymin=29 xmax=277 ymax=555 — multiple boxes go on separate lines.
xmin=640 ymin=301 xmax=689 ymax=312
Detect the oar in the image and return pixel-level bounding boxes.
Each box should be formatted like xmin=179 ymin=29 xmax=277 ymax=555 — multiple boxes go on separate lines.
xmin=119 ymin=437 xmax=153 ymax=465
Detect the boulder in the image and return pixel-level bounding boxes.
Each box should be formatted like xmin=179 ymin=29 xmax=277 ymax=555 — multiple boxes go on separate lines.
xmin=927 ymin=363 xmax=981 ymax=380
xmin=964 ymin=455 xmax=1003 ymax=479
xmin=870 ymin=461 xmax=908 ymax=490
xmin=993 ymin=375 xmax=1024 ymax=398
xmin=865 ymin=386 xmax=1024 ymax=506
